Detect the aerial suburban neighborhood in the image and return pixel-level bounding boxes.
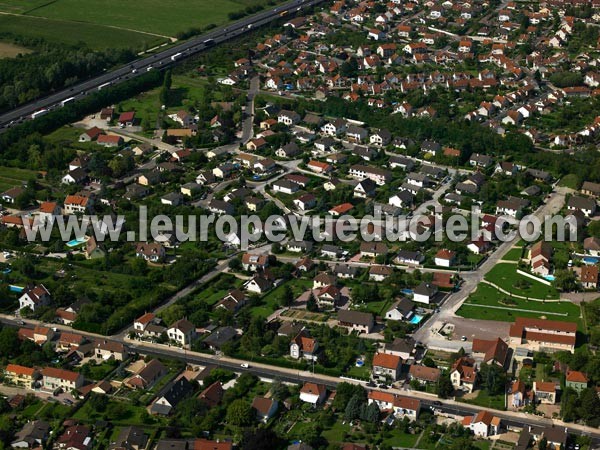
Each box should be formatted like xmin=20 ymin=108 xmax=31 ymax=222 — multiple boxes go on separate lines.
xmin=0 ymin=0 xmax=600 ymax=448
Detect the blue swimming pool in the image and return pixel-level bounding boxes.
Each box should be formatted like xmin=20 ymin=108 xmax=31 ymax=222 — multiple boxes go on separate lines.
xmin=9 ymin=285 xmax=23 ymax=293
xmin=66 ymin=236 xmax=88 ymax=247
xmin=410 ymin=314 xmax=423 ymax=325
xmin=401 ymin=289 xmax=413 ymax=296
xmin=544 ymin=275 xmax=556 ymax=281
xmin=355 ymin=360 xmax=364 ymax=367
xmin=583 ymin=256 xmax=599 ymax=265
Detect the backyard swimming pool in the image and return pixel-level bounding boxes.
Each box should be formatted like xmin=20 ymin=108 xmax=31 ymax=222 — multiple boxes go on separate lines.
xmin=66 ymin=236 xmax=88 ymax=247
xmin=409 ymin=314 xmax=423 ymax=325
xmin=9 ymin=285 xmax=23 ymax=293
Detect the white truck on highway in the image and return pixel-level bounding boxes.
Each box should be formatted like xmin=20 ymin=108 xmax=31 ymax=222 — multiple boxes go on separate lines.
xmin=97 ymin=82 xmax=111 ymax=91
xmin=171 ymin=52 xmax=182 ymax=61
xmin=60 ymin=97 xmax=75 ymax=107
xmin=31 ymin=109 xmax=49 ymax=119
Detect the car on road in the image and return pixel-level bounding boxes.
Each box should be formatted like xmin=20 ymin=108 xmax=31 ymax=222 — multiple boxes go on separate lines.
xmin=461 ymin=336 xmax=467 ymax=341
xmin=240 ymin=363 xmax=249 ymax=368
xmin=378 ymin=384 xmax=389 ymax=389
xmin=366 ymin=381 xmax=376 ymax=388
xmin=432 ymin=401 xmax=442 ymax=406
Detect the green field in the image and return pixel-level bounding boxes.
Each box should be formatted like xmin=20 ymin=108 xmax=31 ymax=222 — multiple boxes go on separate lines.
xmin=0 ymin=165 xmax=39 ymax=192
xmin=484 ymin=263 xmax=559 ymax=299
xmin=457 ymin=283 xmax=582 ymax=325
xmin=0 ymin=15 xmax=163 ymax=50
xmin=0 ymin=0 xmax=279 ymax=50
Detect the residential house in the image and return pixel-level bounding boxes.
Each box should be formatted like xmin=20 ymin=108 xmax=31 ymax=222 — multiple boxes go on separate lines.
xmin=252 ymin=396 xmax=278 ymax=422
xmin=372 ymin=352 xmax=403 ymax=382
xmin=19 ymin=284 xmax=51 ymax=312
xmin=567 ymin=195 xmax=596 ymax=217
xmin=533 ymin=381 xmax=557 ymax=404
xmin=409 ymin=365 xmax=441 ymax=385
xmin=450 ymin=357 xmax=477 ymax=393
xmin=413 ymin=282 xmax=438 ymax=304
xmin=337 ymin=310 xmax=374 ymax=334
xmin=463 ymin=411 xmax=500 ymax=438
xmin=124 ymin=359 xmax=167 ymax=390
xmin=64 ymin=194 xmax=92 ymax=214
xmin=299 ymin=382 xmax=327 ymax=405
xmin=41 ymin=367 xmax=84 ymax=391
xmin=94 ymin=340 xmax=128 ymax=361
xmin=241 ymin=253 xmax=270 ymax=272
xmin=4 ymin=364 xmax=40 ymax=388
xmin=215 ymin=289 xmax=247 ymax=314
xmin=385 ymin=298 xmax=414 ymax=321
xmin=203 ymin=326 xmax=238 ymax=352
xmin=434 ymin=249 xmax=456 ymax=267
xmin=108 ymin=426 xmax=148 ymax=450
xmin=565 ymin=370 xmax=588 ymax=393
xmin=150 ymin=376 xmax=194 ymax=416
xmin=10 ymin=420 xmax=50 ymax=449
xmin=135 ymin=242 xmax=166 ymax=263
xmin=167 ymin=319 xmax=196 ymax=347
xmin=367 ymin=391 xmax=420 ymax=420
xmin=471 ymin=338 xmax=509 ymax=368
xmin=198 ymin=381 xmax=224 ymax=407
xmin=55 ymin=424 xmax=92 ymax=450
xmin=290 ymin=329 xmax=318 ymax=361
xmin=580 ymin=265 xmax=598 ymax=289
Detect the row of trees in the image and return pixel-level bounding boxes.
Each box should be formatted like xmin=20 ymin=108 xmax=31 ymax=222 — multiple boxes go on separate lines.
xmin=0 ymin=35 xmax=137 ymax=113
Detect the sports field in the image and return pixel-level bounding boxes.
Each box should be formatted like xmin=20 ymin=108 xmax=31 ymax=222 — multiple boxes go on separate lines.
xmin=0 ymin=0 xmax=276 ymax=49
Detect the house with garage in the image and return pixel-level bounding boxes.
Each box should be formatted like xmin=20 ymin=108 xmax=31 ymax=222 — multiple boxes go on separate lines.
xmin=533 ymin=381 xmax=557 ymax=404
xmin=367 ymin=391 xmax=420 ymax=420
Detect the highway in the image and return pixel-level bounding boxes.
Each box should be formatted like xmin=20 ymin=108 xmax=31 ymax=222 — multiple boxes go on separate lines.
xmin=0 ymin=0 xmax=324 ymax=130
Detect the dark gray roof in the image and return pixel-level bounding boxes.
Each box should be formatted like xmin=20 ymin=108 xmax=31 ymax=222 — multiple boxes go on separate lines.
xmin=203 ymin=326 xmax=237 ymax=348
xmin=338 ymin=309 xmax=373 ymax=326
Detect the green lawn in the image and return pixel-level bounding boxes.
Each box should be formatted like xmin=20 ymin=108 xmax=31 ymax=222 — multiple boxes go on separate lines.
xmin=484 ymin=263 xmax=559 ymax=299
xmin=503 ymin=247 xmax=523 ymax=262
xmin=117 ymin=75 xmax=216 ymax=131
xmin=0 ymin=15 xmax=162 ymax=50
xmin=457 ymin=283 xmax=582 ymax=325
xmin=460 ymin=390 xmax=506 ymax=410
xmin=194 ymin=274 xmax=244 ymax=306
xmin=0 ymin=165 xmax=40 ymax=192
xmin=253 ymin=278 xmax=313 ymax=318
xmin=558 ymin=174 xmax=580 ymax=190
xmin=22 ymin=0 xmax=276 ymax=36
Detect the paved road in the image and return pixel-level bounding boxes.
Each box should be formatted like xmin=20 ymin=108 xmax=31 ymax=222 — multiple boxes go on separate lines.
xmin=413 ymin=187 xmax=571 ymax=349
xmin=1 ymin=315 xmax=599 ymax=445
xmin=0 ymin=0 xmax=325 ymax=130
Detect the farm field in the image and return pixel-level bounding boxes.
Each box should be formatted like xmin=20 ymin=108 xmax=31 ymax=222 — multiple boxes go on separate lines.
xmin=0 ymin=15 xmax=163 ymax=50
xmin=0 ymin=0 xmax=280 ymax=48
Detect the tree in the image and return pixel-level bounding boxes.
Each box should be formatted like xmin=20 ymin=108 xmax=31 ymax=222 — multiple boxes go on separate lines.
xmin=579 ymin=388 xmax=600 ymax=426
xmin=280 ymin=284 xmax=294 ymax=307
xmin=226 ymin=399 xmax=253 ymax=427
xmin=437 ymin=372 xmax=454 ymax=399
xmin=360 ymin=402 xmax=380 ymax=422
xmin=479 ymin=364 xmax=507 ymax=396
xmin=242 ymin=429 xmax=285 ymax=450
xmin=306 ymin=292 xmax=318 ymax=312
xmin=0 ymin=327 xmax=19 ymax=358
xmin=553 ymin=269 xmax=578 ymax=292
xmin=344 ymin=394 xmax=363 ymax=420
